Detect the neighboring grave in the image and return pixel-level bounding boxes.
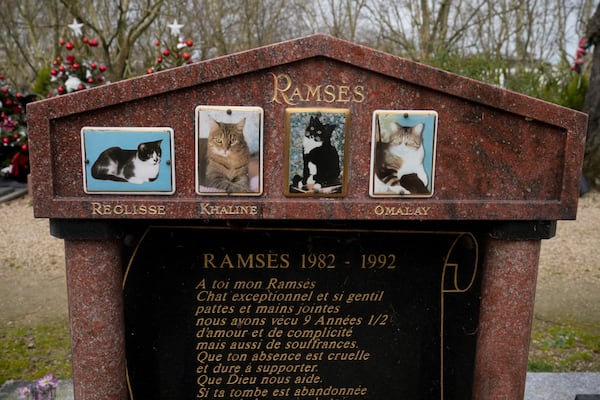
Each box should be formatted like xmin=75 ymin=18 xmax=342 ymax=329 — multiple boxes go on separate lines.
xmin=27 ymin=35 xmax=587 ymax=400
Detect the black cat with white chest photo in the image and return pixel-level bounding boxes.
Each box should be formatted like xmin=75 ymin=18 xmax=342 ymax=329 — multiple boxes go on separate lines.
xmin=286 ymin=109 xmax=349 ymax=196
xmin=91 ymin=140 xmax=163 ymax=184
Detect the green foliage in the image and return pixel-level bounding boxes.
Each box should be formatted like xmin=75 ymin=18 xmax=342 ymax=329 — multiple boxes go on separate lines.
xmin=528 ymin=361 xmax=555 ymax=372
xmin=426 ymin=52 xmax=588 ymax=111
xmin=32 ymin=65 xmax=52 ymax=97
xmin=553 ymin=73 xmax=589 ymax=110
xmin=428 ymin=51 xmax=507 ymax=86
xmin=528 ymin=320 xmax=600 ymax=372
xmin=0 ymin=319 xmax=71 ymax=384
xmin=0 ymin=75 xmax=29 ymax=176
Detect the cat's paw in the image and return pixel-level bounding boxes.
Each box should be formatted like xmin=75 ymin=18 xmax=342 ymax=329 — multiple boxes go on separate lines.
xmin=390 ymin=185 xmax=410 ymax=195
xmin=128 ymin=177 xmax=147 ymax=184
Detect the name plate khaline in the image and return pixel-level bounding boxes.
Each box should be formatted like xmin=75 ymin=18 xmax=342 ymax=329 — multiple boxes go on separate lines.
xmin=124 ymin=226 xmax=482 ymax=399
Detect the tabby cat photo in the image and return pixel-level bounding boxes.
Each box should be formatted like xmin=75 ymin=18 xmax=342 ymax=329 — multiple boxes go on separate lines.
xmin=196 ymin=106 xmax=263 ymax=195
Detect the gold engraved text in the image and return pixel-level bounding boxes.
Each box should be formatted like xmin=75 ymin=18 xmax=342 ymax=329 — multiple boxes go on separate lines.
xmin=202 ymin=253 xmax=290 ymax=269
xmin=373 ymin=205 xmax=431 ymax=217
xmin=270 ymin=73 xmax=365 ymax=105
xmin=199 ymin=203 xmax=258 ymax=216
xmin=91 ymin=202 xmax=166 ymax=216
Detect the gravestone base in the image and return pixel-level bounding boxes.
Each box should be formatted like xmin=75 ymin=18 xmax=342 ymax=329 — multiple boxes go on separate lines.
xmin=52 ymin=219 xmax=550 ymax=400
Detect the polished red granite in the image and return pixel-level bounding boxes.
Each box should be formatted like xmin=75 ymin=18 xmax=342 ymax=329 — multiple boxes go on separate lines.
xmin=27 ymin=34 xmax=587 ymax=221
xmin=64 ymin=239 xmax=127 ymax=400
xmin=27 ymin=35 xmax=588 ymax=400
xmin=473 ymin=238 xmax=541 ymax=399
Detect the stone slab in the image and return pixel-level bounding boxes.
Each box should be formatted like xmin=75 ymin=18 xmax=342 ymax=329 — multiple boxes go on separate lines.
xmin=525 ymin=373 xmax=600 ymax=400
xmin=123 ymin=226 xmax=482 ymax=399
xmin=27 ymin=34 xmax=588 ymax=221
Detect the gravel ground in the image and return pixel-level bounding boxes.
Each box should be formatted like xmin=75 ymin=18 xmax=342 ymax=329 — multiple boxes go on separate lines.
xmin=0 ymin=191 xmax=598 ymax=331
xmin=536 ymin=189 xmax=600 ymax=332
xmin=0 ymin=196 xmax=67 ymax=326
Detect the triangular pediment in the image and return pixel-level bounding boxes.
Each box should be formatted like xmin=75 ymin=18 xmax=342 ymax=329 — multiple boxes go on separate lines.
xmin=28 ymin=34 xmax=587 ymax=221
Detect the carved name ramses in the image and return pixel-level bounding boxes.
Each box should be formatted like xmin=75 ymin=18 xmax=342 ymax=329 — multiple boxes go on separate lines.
xmin=270 ymin=73 xmax=365 ymax=105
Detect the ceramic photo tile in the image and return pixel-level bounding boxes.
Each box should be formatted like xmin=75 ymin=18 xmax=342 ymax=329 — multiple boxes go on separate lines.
xmin=195 ymin=106 xmax=263 ymax=196
xmin=284 ymin=108 xmax=350 ymax=197
xmin=81 ymin=127 xmax=175 ymax=194
xmin=369 ymin=110 xmax=438 ymax=198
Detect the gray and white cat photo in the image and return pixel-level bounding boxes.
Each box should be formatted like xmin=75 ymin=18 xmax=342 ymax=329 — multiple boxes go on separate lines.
xmin=370 ymin=111 xmax=437 ymax=197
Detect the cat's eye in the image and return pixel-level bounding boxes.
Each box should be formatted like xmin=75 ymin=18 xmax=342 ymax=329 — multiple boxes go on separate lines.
xmin=215 ymin=137 xmax=222 ymax=143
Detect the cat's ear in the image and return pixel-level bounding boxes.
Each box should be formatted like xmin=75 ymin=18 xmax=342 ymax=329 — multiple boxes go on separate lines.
xmin=413 ymin=123 xmax=424 ymax=136
xmin=236 ymin=118 xmax=246 ymax=130
xmin=375 ymin=116 xmax=384 ymax=142
xmin=208 ymin=116 xmax=218 ymax=129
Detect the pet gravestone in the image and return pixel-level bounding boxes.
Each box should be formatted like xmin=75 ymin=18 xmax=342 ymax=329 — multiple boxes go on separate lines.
xmin=28 ymin=34 xmax=587 ymax=400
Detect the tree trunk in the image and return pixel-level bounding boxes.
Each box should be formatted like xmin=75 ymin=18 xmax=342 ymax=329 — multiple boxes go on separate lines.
xmin=583 ymin=3 xmax=600 ymax=187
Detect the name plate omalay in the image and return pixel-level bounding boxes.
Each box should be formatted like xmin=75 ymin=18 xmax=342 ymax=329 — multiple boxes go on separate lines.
xmin=124 ymin=225 xmax=482 ymax=399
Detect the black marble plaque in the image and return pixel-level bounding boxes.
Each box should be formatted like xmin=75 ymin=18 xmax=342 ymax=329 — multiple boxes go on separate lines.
xmin=124 ymin=226 xmax=482 ymax=400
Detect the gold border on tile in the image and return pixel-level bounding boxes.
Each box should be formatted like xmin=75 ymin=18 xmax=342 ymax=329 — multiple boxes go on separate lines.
xmin=283 ymin=107 xmax=350 ymax=197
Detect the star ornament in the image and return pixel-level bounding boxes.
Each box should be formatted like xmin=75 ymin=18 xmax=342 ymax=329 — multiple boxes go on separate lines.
xmin=68 ymin=19 xmax=84 ymax=36
xmin=167 ymin=19 xmax=184 ymax=36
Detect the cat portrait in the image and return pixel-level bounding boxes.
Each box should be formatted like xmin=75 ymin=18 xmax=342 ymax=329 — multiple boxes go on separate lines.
xmin=82 ymin=127 xmax=174 ymax=194
xmin=370 ymin=111 xmax=437 ymax=197
xmin=196 ymin=106 xmax=263 ymax=195
xmin=286 ymin=109 xmax=348 ymax=196
xmin=91 ymin=139 xmax=162 ymax=184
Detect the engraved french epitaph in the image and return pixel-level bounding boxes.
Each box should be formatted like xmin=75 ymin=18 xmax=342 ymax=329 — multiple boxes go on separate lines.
xmin=124 ymin=226 xmax=482 ymax=400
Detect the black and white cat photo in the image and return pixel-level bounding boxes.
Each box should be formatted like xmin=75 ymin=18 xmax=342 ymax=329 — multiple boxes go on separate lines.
xmin=91 ymin=139 xmax=162 ymax=184
xmin=291 ymin=115 xmax=342 ymax=194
